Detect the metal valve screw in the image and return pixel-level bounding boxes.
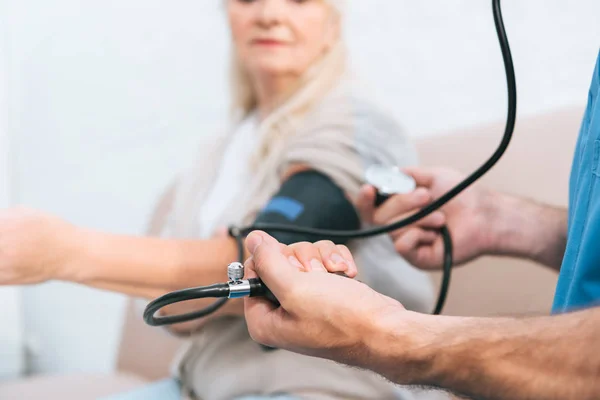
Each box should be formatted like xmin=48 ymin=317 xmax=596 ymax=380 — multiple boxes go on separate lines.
xmin=227 ymin=262 xmax=245 ymax=282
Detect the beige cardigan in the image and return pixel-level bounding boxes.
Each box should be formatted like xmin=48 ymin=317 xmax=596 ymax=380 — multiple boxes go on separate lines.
xmin=154 ymin=77 xmax=436 ymax=400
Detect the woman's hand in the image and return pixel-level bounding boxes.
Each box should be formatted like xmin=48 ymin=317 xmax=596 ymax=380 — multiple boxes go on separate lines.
xmin=356 ymin=167 xmax=498 ymax=270
xmin=279 ymin=239 xmax=358 ymax=277
xmin=0 ymin=207 xmax=81 ymax=285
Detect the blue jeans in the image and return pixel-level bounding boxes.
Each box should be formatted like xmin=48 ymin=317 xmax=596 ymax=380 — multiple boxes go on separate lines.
xmin=98 ymin=378 xmax=299 ymax=400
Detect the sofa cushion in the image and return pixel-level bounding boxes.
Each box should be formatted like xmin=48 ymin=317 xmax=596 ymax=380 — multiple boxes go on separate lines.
xmin=0 ymin=372 xmax=148 ymax=400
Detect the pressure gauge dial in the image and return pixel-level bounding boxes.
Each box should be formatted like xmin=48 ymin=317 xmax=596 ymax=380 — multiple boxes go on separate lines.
xmin=365 ymin=165 xmax=417 ymax=206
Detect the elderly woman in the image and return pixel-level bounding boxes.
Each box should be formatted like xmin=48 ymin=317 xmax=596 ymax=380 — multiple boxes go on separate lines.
xmin=0 ymin=0 xmax=441 ymax=399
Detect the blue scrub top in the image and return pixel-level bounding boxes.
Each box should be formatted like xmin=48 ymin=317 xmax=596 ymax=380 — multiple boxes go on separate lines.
xmin=553 ymin=50 xmax=600 ymax=313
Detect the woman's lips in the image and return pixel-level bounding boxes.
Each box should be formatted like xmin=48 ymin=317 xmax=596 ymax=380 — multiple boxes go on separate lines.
xmin=252 ymin=39 xmax=287 ymax=47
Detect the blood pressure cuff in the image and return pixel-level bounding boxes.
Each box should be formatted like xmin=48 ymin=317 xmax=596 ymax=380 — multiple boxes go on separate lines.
xmin=253 ymin=170 xmax=360 ymax=245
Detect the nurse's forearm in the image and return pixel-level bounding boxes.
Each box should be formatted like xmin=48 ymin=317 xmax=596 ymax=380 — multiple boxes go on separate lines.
xmin=489 ymin=193 xmax=568 ymax=271
xmin=376 ymin=307 xmax=600 ymax=400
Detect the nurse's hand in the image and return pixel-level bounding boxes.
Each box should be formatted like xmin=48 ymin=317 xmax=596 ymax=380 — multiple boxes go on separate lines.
xmin=243 ymin=231 xmax=405 ymax=364
xmin=0 ymin=207 xmax=80 ymax=284
xmin=356 ymin=167 xmax=497 ymax=270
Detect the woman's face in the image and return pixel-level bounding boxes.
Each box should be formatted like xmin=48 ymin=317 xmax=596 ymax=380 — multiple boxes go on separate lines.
xmin=227 ymin=0 xmax=339 ymax=78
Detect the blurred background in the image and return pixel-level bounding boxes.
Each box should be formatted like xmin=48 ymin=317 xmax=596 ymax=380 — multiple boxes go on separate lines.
xmin=0 ymin=0 xmax=598 ymax=379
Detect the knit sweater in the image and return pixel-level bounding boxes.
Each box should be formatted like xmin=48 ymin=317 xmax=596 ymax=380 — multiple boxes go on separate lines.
xmin=152 ymin=76 xmax=436 ymax=400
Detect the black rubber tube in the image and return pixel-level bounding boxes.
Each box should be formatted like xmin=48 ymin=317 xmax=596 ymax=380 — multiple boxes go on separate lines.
xmin=144 ymin=0 xmax=516 ymax=325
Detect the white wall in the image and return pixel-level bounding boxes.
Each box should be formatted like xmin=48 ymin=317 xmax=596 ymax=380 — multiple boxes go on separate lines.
xmin=2 ymin=0 xmax=599 ymax=375
xmin=346 ymin=1 xmax=600 ymax=136
xmin=0 ymin=0 xmax=24 ymax=379
xmin=5 ymin=0 xmax=228 ymax=374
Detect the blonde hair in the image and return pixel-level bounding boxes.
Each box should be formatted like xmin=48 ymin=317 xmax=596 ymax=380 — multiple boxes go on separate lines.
xmin=229 ymin=41 xmax=347 ymax=121
xmin=226 ymin=0 xmax=348 ymax=165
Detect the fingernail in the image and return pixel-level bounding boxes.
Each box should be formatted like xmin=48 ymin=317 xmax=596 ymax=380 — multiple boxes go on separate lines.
xmin=310 ymin=258 xmax=326 ymax=272
xmin=288 ymin=256 xmax=303 ymax=269
xmin=247 ymin=233 xmax=263 ymax=253
xmin=330 ymin=253 xmax=347 ymax=265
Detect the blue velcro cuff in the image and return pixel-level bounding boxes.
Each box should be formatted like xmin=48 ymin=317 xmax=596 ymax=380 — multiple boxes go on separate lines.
xmin=261 ymin=197 xmax=304 ymax=221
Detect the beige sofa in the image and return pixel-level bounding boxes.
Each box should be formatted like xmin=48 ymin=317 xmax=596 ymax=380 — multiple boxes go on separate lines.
xmin=0 ymin=106 xmax=584 ymax=398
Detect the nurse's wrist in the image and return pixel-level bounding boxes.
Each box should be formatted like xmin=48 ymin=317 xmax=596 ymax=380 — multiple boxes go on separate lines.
xmin=487 ymin=193 xmax=567 ymax=269
xmin=487 ymin=193 xmax=535 ymax=256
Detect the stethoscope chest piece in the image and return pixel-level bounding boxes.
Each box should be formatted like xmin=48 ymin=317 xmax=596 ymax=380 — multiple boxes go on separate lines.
xmin=365 ymin=165 xmax=417 ymax=206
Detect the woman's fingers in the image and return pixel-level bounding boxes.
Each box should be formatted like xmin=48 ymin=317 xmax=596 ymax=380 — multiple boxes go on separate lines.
xmin=287 ymin=241 xmax=356 ymax=276
xmin=278 ymin=244 xmax=308 ymax=271
xmin=314 ymin=241 xmax=357 ymax=278
xmin=334 ymin=245 xmax=358 ymax=278
xmin=288 ymin=242 xmax=328 ymax=272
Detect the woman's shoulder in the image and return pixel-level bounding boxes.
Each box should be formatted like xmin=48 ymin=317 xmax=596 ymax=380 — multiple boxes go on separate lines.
xmin=303 ymin=79 xmax=410 ymax=139
xmin=302 ymin=78 xmax=419 ymax=166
